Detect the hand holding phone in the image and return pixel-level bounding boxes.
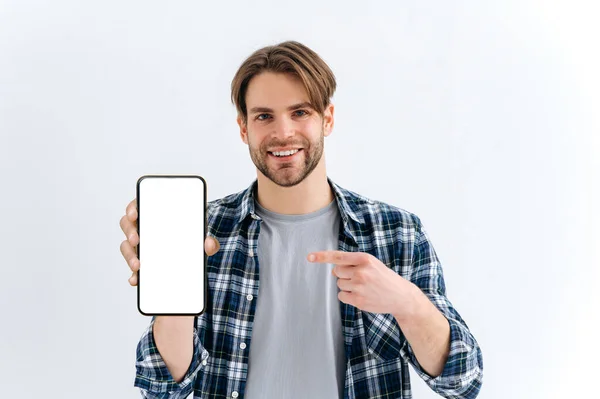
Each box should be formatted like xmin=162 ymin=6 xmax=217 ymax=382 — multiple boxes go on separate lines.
xmin=119 ymin=200 xmax=219 ymax=287
xmin=118 ymin=175 xmax=217 ymax=316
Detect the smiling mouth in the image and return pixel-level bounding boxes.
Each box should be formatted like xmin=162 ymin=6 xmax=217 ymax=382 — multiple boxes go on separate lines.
xmin=267 ymin=149 xmax=303 ymax=160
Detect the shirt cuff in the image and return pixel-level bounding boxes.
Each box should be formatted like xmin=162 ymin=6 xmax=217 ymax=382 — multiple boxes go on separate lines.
xmin=400 ymin=317 xmax=483 ymax=395
xmin=134 ymin=317 xmax=208 ymax=398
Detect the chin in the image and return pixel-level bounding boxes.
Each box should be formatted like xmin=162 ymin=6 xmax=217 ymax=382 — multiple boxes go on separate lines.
xmin=269 ymin=173 xmax=306 ymax=187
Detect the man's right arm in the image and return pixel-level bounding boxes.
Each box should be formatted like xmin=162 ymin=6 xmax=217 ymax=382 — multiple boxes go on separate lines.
xmin=135 ymin=316 xmax=209 ymax=399
xmin=120 ymin=199 xmax=220 ymax=398
xmin=153 ymin=316 xmax=196 ymax=382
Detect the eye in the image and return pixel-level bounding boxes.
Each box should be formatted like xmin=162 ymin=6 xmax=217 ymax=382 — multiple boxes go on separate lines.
xmin=256 ymin=113 xmax=271 ymax=121
xmin=294 ymin=110 xmax=309 ymax=117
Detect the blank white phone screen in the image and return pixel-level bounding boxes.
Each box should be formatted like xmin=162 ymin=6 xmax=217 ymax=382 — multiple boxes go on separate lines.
xmin=137 ymin=175 xmax=206 ymax=315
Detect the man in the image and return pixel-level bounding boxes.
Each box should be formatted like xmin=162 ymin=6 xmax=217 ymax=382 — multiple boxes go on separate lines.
xmin=120 ymin=40 xmax=483 ymax=399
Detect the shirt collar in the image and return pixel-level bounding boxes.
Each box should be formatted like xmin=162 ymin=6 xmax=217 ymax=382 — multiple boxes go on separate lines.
xmin=236 ymin=177 xmax=368 ymax=230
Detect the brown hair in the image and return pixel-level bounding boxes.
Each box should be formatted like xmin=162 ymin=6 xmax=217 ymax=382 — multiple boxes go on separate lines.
xmin=231 ymin=40 xmax=337 ymax=124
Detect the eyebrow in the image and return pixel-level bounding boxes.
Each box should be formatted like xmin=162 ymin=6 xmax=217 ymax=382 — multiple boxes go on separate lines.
xmin=248 ymin=102 xmax=314 ymax=114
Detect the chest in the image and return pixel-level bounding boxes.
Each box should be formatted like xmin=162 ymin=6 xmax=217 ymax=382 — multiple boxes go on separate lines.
xmin=204 ymin=219 xmax=410 ymax=363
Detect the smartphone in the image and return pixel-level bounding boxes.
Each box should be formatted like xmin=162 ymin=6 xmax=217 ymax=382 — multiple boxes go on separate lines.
xmin=136 ymin=175 xmax=207 ymax=316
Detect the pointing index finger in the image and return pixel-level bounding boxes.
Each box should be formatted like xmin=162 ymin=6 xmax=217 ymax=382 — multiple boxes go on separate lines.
xmin=307 ymin=250 xmax=363 ymax=265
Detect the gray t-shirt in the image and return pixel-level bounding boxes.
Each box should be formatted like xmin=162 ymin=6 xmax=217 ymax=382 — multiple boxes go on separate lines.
xmin=243 ymin=198 xmax=346 ymax=399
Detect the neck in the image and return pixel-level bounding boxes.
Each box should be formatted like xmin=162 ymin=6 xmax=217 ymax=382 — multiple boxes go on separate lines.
xmin=255 ymin=156 xmax=334 ymax=215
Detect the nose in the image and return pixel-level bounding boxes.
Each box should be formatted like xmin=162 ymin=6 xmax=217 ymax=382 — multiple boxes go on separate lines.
xmin=271 ymin=115 xmax=295 ymax=139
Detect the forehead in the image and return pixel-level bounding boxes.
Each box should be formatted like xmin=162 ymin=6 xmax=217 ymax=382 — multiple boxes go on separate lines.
xmin=245 ymin=72 xmax=309 ymax=108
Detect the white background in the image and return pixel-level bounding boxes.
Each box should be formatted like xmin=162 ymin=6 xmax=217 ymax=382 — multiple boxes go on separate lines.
xmin=0 ymin=1 xmax=598 ymax=398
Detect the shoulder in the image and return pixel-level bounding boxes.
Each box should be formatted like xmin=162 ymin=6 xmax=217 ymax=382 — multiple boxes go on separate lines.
xmin=338 ymin=185 xmax=424 ymax=232
xmin=207 ymin=190 xmax=244 ymax=214
xmin=205 ymin=186 xmax=249 ymax=230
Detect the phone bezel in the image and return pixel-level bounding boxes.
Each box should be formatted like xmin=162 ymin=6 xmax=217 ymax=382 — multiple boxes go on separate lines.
xmin=135 ymin=174 xmax=208 ymax=316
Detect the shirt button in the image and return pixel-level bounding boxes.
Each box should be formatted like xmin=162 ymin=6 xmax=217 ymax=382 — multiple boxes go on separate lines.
xmin=240 ymin=342 xmax=246 ymax=350
xmin=246 ymin=294 xmax=253 ymax=301
xmin=232 ymin=391 xmax=239 ymax=398
xmin=202 ymin=359 xmax=207 ymax=366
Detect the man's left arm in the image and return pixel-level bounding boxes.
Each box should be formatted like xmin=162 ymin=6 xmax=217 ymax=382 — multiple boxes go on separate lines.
xmin=396 ymin=218 xmax=483 ymax=398
xmin=307 ymin=216 xmax=483 ymax=398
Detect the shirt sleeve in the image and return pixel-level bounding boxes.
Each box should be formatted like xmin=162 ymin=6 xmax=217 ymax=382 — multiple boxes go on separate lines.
xmin=134 ymin=316 xmax=209 ymax=399
xmin=400 ymin=216 xmax=484 ymax=399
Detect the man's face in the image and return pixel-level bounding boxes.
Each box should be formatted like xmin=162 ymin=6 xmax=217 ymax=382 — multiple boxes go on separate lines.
xmin=238 ymin=72 xmax=333 ymax=187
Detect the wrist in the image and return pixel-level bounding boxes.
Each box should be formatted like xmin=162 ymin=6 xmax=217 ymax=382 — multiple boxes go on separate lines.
xmin=392 ymin=281 xmax=422 ymax=324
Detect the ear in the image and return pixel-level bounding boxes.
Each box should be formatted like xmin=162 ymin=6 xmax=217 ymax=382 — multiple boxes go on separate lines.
xmin=237 ymin=115 xmax=248 ymax=144
xmin=322 ymin=103 xmax=335 ymax=137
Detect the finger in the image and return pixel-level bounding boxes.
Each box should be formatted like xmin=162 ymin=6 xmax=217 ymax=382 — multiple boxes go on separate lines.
xmin=336 ymin=278 xmax=354 ymax=292
xmin=129 ymin=271 xmax=138 ymax=286
xmin=204 ymin=236 xmax=220 ymax=257
xmin=126 ymin=199 xmax=138 ymax=222
xmin=120 ymin=214 xmax=139 ymax=247
xmin=338 ymin=290 xmax=354 ymax=306
xmin=120 ymin=239 xmax=140 ymax=272
xmin=308 ymin=250 xmax=368 ymax=265
xmin=332 ymin=265 xmax=355 ymax=279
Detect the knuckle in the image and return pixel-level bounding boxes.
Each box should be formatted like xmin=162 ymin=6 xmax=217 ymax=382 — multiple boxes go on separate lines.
xmin=354 ymin=269 xmax=365 ymax=282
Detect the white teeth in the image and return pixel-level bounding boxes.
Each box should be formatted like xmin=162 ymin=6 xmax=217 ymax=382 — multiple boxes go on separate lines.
xmin=272 ymin=149 xmax=299 ymax=157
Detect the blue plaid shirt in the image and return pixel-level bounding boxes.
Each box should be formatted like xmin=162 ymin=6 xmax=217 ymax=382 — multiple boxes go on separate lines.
xmin=134 ymin=177 xmax=483 ymax=398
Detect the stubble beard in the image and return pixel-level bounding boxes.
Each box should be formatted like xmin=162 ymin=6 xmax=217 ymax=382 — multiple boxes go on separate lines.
xmin=248 ymin=128 xmax=324 ymax=188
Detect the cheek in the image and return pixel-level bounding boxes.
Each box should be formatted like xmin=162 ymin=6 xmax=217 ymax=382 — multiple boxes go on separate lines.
xmin=249 ymin=123 xmax=270 ymax=138
xmin=295 ymin=121 xmax=321 ymax=141
xmin=246 ymin=126 xmax=265 ymax=146
xmin=300 ymin=119 xmax=319 ymax=130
